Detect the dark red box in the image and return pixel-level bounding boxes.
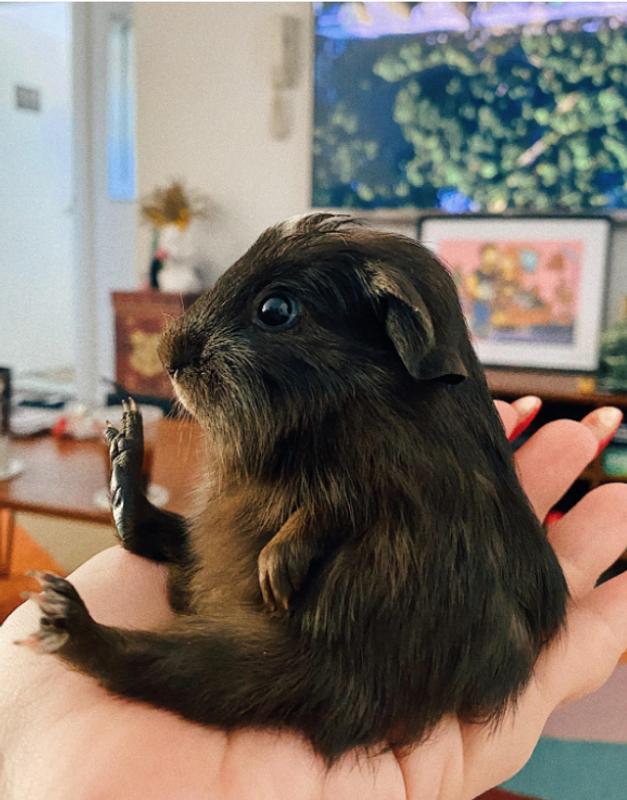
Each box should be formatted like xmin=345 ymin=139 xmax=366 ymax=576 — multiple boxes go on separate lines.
xmin=112 ymin=291 xmax=200 ymax=399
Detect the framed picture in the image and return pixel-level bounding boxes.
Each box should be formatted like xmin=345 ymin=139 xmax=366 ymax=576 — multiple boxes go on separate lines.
xmin=419 ymin=215 xmax=611 ymax=371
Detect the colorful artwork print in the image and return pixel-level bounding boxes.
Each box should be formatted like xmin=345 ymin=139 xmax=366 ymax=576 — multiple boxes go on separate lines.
xmin=439 ymin=240 xmax=583 ymax=346
xmin=421 ymin=216 xmax=608 ymax=371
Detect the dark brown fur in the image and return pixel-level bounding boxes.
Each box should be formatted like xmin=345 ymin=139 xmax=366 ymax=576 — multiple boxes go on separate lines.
xmin=43 ymin=214 xmax=568 ymax=762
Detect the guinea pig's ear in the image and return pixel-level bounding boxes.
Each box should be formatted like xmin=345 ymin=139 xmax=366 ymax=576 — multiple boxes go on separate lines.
xmin=367 ymin=264 xmax=467 ymax=385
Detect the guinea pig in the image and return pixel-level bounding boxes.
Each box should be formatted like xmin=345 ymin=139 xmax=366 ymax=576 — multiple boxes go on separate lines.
xmin=24 ymin=213 xmax=567 ymax=763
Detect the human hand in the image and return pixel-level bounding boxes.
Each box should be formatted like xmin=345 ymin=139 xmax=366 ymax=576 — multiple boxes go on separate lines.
xmin=1 ymin=398 xmax=625 ymax=800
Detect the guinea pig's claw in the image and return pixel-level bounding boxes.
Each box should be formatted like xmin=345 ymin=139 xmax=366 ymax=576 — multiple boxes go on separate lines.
xmin=258 ymin=547 xmax=299 ymax=614
xmin=14 ymin=628 xmax=70 ymax=654
xmin=122 ymin=397 xmax=137 ymax=415
xmin=259 ymin=573 xmax=276 ymax=613
xmin=16 ymin=572 xmax=90 ymax=655
xmin=104 ymin=421 xmax=118 ymax=444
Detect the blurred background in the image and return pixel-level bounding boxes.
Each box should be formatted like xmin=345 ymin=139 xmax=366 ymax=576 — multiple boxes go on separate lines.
xmin=0 ymin=1 xmax=314 ymax=403
xmin=1 ymin=4 xmax=627 ymax=797
xmin=1 ymin=1 xmax=625 ymax=402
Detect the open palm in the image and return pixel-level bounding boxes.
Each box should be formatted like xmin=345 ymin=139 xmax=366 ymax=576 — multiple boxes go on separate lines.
xmin=1 ymin=399 xmax=626 ymax=800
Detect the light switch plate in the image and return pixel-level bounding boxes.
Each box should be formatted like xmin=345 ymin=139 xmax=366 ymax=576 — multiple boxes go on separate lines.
xmin=15 ymin=85 xmax=41 ymax=112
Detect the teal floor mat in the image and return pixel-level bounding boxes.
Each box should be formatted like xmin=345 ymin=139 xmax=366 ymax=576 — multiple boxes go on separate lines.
xmin=502 ymin=737 xmax=627 ymax=800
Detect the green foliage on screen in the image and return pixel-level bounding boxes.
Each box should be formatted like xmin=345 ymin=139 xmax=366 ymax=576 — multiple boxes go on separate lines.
xmin=313 ymin=5 xmax=627 ymax=211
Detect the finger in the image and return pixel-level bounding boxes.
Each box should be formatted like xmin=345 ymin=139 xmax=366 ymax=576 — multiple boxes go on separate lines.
xmin=581 ymin=406 xmax=624 ymax=455
xmin=495 ymin=396 xmax=541 ymax=440
xmin=516 ymin=419 xmax=597 ymax=520
xmin=495 ymin=400 xmax=517 ymax=437
xmin=509 ymin=395 xmax=542 ymax=440
xmin=539 ymin=574 xmax=627 ymax=711
xmin=549 ymin=483 xmax=627 ymax=597
xmin=585 ymin=570 xmax=627 ymax=659
xmin=515 ymin=407 xmax=622 ymax=521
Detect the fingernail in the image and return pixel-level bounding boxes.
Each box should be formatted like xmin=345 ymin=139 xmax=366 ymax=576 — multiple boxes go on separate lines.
xmin=509 ymin=396 xmax=542 ymax=441
xmin=516 ymin=395 xmax=541 ymax=415
xmin=597 ymin=407 xmax=623 ymax=430
xmin=591 ymin=407 xmax=623 ymax=456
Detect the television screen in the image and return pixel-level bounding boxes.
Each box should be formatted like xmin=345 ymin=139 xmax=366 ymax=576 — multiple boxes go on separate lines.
xmin=312 ymin=2 xmax=627 ymax=212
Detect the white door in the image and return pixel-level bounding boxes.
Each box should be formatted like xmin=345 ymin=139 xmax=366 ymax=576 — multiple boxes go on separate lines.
xmin=0 ymin=2 xmax=75 ymax=379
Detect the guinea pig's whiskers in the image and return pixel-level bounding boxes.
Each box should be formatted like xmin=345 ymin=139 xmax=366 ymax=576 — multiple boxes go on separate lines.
xmin=167 ymin=397 xmax=185 ymax=421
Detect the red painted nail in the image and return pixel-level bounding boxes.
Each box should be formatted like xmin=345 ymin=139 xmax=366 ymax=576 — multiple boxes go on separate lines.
xmin=592 ymin=407 xmax=623 ymax=457
xmin=596 ymin=431 xmax=619 ymax=458
xmin=508 ymin=400 xmax=541 ymax=442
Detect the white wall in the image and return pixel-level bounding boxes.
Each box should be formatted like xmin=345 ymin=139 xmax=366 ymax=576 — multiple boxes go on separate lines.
xmin=0 ymin=3 xmax=136 ymax=398
xmin=134 ymin=1 xmax=313 ymax=278
xmin=134 ymin=1 xmax=626 ymax=325
xmin=0 ymin=2 xmax=74 ymax=374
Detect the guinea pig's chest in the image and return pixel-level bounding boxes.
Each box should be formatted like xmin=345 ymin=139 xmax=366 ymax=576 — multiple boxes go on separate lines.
xmin=186 ymin=485 xmax=289 ymax=608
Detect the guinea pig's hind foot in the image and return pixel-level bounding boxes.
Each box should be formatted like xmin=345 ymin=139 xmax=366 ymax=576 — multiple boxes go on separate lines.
xmin=15 ymin=571 xmax=94 ymax=656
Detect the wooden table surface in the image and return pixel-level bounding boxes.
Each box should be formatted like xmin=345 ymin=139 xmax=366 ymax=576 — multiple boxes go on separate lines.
xmin=0 ymin=419 xmax=206 ymax=523
xmin=486 ymin=368 xmax=627 ymax=407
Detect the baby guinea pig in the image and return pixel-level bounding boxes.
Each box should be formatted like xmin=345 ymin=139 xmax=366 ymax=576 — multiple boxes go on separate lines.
xmin=25 ymin=213 xmax=568 ymax=763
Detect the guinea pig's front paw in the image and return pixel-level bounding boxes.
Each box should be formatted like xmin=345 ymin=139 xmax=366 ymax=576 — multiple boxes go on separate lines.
xmin=258 ymin=537 xmax=312 ymax=612
xmin=105 ymin=397 xmax=144 ymax=475
xmin=15 ymin=571 xmax=93 ymax=654
xmin=105 ymin=398 xmax=145 ymax=543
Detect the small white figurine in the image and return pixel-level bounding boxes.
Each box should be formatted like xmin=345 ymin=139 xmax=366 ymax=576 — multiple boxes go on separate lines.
xmin=141 ymin=181 xmax=215 ymax=293
xmin=158 ymin=220 xmax=208 ymax=293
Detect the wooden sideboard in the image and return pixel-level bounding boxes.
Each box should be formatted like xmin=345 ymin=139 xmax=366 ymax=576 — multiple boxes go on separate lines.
xmin=486 ymin=368 xmax=627 ymax=409
xmin=112 ymin=291 xmax=200 ymax=399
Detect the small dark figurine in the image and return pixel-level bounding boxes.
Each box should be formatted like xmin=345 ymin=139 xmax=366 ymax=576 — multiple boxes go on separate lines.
xmin=149 ymin=252 xmax=164 ymax=289
xmin=22 ymin=214 xmax=567 ymax=762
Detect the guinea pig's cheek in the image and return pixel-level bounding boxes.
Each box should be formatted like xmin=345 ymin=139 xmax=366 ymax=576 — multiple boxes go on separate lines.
xmin=171 ymin=381 xmax=196 ymax=417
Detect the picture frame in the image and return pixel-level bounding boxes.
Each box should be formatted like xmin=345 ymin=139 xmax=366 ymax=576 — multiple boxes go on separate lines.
xmin=419 ymin=215 xmax=611 ymax=371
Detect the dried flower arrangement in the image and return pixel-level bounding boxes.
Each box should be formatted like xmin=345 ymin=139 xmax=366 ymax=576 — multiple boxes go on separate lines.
xmin=140 ymin=181 xmax=210 ymax=290
xmin=140 ymin=181 xmax=208 ymax=231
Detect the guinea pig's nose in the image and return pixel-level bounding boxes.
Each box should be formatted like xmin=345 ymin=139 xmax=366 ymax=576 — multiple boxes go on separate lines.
xmin=162 ymin=331 xmax=204 ymax=379
xmin=167 ymin=351 xmax=202 ymax=378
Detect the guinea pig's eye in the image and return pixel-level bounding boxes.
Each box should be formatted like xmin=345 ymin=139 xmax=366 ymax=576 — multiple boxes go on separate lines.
xmin=255 ymin=294 xmax=300 ymax=331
